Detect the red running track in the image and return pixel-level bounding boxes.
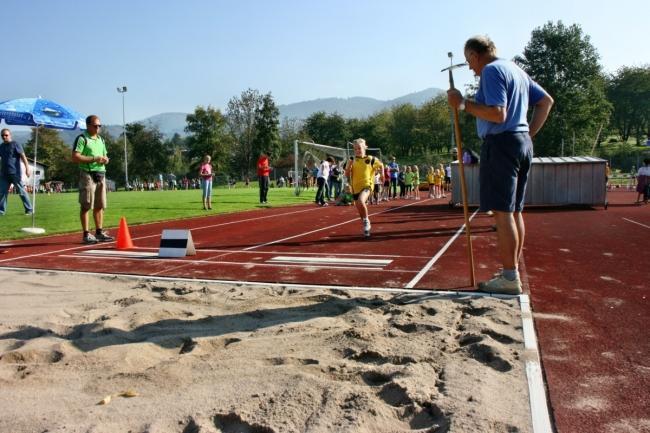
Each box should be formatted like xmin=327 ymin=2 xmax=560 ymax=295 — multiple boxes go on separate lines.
xmin=523 ymin=191 xmax=649 ymax=433
xmin=0 ymin=198 xmax=500 ymax=290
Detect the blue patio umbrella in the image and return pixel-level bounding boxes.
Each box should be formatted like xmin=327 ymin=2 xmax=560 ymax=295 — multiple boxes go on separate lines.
xmin=0 ymin=97 xmax=85 ymax=234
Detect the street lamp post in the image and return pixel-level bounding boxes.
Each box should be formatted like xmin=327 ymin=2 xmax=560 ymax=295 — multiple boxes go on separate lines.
xmin=117 ymin=86 xmax=129 ymax=190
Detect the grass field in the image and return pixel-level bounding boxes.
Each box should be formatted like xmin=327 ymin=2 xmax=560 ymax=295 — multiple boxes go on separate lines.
xmin=0 ymin=186 xmax=315 ymax=241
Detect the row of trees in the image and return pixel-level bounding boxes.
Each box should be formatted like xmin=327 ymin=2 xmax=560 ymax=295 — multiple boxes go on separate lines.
xmin=23 ymin=21 xmax=650 ymax=188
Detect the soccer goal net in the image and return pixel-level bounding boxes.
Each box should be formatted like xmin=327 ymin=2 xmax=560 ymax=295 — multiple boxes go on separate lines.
xmin=291 ymin=140 xmax=350 ymax=196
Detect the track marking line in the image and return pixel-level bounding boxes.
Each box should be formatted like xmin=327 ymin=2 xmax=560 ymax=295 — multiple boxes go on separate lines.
xmin=520 ymin=294 xmax=554 ymax=433
xmin=267 ymin=256 xmax=392 ymax=267
xmin=0 ymin=243 xmax=108 ymax=264
xmin=82 ymin=249 xmax=158 ymax=258
xmin=122 ymin=206 xmax=325 ymax=243
xmin=242 ymin=198 xmax=433 ymax=251
xmin=0 ymin=267 xmax=514 ymax=297
xmin=622 ymin=217 xmax=650 ymax=229
xmin=61 ymin=254 xmax=411 ymax=272
xmin=106 ymin=246 xmax=429 ymax=259
xmin=156 ymin=199 xmax=434 ymax=277
xmin=0 ymin=206 xmax=323 ymax=264
xmin=404 ymin=209 xmax=479 ymax=289
xmin=193 ymin=248 xmax=425 ymax=259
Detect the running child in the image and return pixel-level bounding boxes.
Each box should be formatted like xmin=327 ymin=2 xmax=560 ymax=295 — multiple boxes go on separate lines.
xmin=345 ymin=138 xmax=383 ymax=237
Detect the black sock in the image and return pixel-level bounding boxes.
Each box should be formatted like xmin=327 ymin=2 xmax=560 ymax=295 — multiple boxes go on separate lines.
xmin=95 ymin=228 xmax=102 ymax=235
xmin=83 ymin=231 xmax=90 ymax=237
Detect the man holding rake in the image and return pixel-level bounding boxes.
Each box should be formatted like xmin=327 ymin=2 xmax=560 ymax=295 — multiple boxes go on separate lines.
xmin=447 ymin=35 xmax=553 ymax=294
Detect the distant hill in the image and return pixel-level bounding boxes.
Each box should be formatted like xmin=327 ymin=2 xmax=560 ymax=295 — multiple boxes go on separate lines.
xmin=141 ymin=112 xmax=189 ymax=137
xmin=277 ymin=87 xmax=444 ymax=119
xmin=9 ymin=88 xmax=444 ymax=144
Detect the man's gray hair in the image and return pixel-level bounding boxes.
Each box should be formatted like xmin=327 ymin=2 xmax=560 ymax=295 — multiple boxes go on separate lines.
xmin=465 ymin=35 xmax=497 ymax=57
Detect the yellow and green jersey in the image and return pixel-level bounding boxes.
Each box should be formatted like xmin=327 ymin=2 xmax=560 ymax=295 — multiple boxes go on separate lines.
xmin=348 ymin=156 xmax=383 ymax=194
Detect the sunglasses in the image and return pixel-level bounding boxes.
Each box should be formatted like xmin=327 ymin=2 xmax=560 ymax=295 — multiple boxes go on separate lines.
xmin=90 ymin=124 xmax=102 ymax=128
xmin=1 ymin=134 xmax=9 ymax=137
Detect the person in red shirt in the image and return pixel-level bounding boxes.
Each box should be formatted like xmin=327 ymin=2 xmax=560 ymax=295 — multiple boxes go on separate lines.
xmin=257 ymin=150 xmax=271 ymax=204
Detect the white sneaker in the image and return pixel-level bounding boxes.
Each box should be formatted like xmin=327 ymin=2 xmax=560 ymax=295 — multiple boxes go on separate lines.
xmin=363 ymin=219 xmax=371 ymax=237
xmin=478 ymin=275 xmax=522 ymax=295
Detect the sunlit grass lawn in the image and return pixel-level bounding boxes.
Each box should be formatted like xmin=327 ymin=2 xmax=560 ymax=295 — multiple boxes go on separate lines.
xmin=0 ymin=186 xmax=315 ymax=241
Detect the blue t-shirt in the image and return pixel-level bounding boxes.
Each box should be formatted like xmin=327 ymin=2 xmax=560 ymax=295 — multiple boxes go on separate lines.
xmin=475 ymin=59 xmax=546 ymax=138
xmin=388 ymin=161 xmax=399 ymax=179
xmin=0 ymin=141 xmax=25 ymax=176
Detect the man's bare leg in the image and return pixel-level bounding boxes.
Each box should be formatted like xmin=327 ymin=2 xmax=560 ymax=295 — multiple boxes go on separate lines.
xmin=493 ymin=210 xmax=518 ymax=270
xmin=514 ymin=211 xmax=525 ymax=265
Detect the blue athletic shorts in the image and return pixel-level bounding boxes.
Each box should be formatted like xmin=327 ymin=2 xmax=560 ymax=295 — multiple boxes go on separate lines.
xmin=479 ymin=131 xmax=533 ymax=213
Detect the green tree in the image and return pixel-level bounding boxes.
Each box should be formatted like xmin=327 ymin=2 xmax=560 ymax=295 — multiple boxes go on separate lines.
xmin=185 ymin=106 xmax=229 ymax=172
xmin=516 ymin=21 xmax=611 ymax=156
xmin=302 ymin=111 xmax=349 ymax=146
xmin=166 ymin=133 xmax=190 ymax=176
xmin=24 ymin=128 xmax=79 ymax=187
xmin=279 ymin=117 xmax=303 ymax=156
xmin=252 ymin=93 xmax=281 ymax=164
xmin=415 ymin=96 xmax=459 ymax=156
xmin=607 ymin=65 xmax=650 ymax=143
xmin=390 ymin=104 xmax=418 ymax=156
xmin=226 ymin=88 xmax=263 ymax=176
xmin=126 ymin=123 xmax=169 ymax=181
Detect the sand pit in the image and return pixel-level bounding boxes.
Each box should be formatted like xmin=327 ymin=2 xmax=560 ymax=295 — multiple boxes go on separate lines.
xmin=0 ymin=269 xmax=533 ymax=432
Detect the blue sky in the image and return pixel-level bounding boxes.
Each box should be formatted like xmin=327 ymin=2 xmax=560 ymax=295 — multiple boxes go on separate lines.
xmin=2 ymin=0 xmax=647 ymax=125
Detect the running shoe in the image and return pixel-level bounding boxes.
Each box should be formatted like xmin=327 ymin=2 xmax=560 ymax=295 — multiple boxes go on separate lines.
xmin=83 ymin=233 xmax=98 ymax=244
xmin=363 ymin=219 xmax=371 ymax=237
xmin=477 ymin=275 xmax=522 ymax=295
xmin=95 ymin=230 xmax=114 ymax=242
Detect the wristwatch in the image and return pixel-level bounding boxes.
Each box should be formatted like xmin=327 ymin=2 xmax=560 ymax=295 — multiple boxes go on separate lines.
xmin=459 ymin=98 xmax=466 ymax=111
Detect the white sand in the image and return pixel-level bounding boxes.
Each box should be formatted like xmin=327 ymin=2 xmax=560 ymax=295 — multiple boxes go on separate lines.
xmin=0 ymin=269 xmax=532 ymax=433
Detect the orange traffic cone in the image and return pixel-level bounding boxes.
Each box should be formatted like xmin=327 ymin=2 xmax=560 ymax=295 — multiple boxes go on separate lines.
xmin=116 ymin=216 xmax=134 ymax=250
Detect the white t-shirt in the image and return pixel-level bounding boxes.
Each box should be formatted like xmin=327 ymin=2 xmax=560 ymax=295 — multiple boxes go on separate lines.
xmin=317 ymin=160 xmax=330 ymax=179
xmin=638 ymin=166 xmax=650 ymax=176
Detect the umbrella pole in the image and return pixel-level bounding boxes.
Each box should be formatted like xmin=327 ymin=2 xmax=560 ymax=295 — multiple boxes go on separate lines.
xmin=22 ymin=126 xmax=45 ymax=234
xmin=31 ymin=127 xmax=38 ymax=227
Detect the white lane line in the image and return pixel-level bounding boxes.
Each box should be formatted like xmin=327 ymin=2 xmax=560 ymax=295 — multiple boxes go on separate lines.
xmin=59 ymin=254 xmax=412 ymax=272
xmin=82 ymin=249 xmax=158 ymax=258
xmin=0 ymin=267 xmax=517 ymax=298
xmin=0 ymin=206 xmax=322 ymax=264
xmin=121 ymin=206 xmax=325 ymax=242
xmin=520 ymin=295 xmax=554 ymax=433
xmin=95 ymin=246 xmax=426 ymax=259
xmin=193 ymin=248 xmax=426 ymax=259
xmin=243 ymin=199 xmax=433 ymax=251
xmin=623 ymin=217 xmax=650 ymax=229
xmin=268 ymin=256 xmax=392 ymax=267
xmin=404 ymin=209 xmax=480 ymax=289
xmin=0 ymin=243 xmax=105 ymax=264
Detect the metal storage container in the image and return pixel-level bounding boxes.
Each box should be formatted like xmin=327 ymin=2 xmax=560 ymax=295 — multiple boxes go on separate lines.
xmin=451 ymin=156 xmax=608 ymax=208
